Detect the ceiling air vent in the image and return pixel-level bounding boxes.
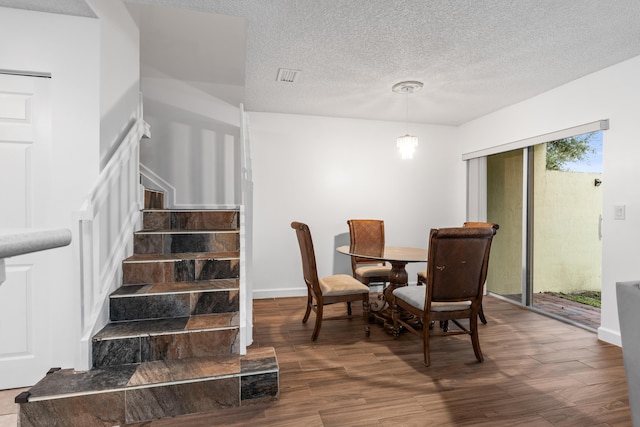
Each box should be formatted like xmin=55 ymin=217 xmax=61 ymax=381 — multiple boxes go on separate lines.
xmin=276 ymin=68 xmax=301 ymax=83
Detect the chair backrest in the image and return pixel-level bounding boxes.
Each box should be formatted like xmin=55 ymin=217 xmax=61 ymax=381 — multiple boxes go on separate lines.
xmin=425 ymin=227 xmax=496 ymax=306
xmin=347 ymin=219 xmax=385 ymax=269
xmin=291 ymin=221 xmax=320 ymax=295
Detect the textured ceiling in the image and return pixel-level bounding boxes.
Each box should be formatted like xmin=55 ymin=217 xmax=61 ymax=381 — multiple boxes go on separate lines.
xmin=3 ymin=0 xmax=640 ymax=125
xmin=0 ymin=0 xmax=95 ymax=17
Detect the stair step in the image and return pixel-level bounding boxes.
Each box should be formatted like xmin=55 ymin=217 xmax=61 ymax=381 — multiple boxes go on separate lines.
xmin=18 ymin=347 xmax=279 ymax=426
xmin=122 ymin=252 xmax=240 ymax=284
xmin=109 ymin=280 xmax=239 ymax=322
xmin=134 ymin=229 xmax=239 ymax=255
xmin=144 ymin=189 xmax=164 ymax=210
xmin=142 ymin=210 xmax=239 ymax=231
xmin=92 ymin=313 xmax=240 ymax=368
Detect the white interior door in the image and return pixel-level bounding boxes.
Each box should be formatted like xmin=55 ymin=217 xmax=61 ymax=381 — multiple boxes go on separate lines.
xmin=0 ymin=73 xmax=53 ymax=389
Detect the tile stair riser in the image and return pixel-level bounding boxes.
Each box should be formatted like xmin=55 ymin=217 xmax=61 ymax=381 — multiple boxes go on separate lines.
xmin=144 ymin=190 xmax=164 ymax=210
xmin=109 ymin=290 xmax=240 ymax=322
xmin=133 ymin=231 xmax=239 ymax=255
xmin=124 ymin=376 xmax=241 ymax=423
xmin=122 ymin=258 xmax=239 ymax=284
xmin=92 ymin=328 xmax=240 ymax=368
xmin=142 ymin=211 xmax=239 ymax=231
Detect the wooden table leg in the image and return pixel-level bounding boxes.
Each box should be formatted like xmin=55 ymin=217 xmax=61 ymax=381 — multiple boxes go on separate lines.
xmin=369 ymin=261 xmax=408 ymax=336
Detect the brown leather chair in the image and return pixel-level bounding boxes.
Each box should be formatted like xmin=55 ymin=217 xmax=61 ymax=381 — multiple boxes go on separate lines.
xmin=347 ymin=219 xmax=392 ymax=288
xmin=291 ymin=221 xmax=370 ymax=341
xmin=392 ymin=226 xmax=497 ymax=366
xmin=417 ymin=222 xmax=498 ymax=325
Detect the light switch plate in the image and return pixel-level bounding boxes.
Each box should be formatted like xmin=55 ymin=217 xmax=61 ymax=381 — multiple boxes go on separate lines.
xmin=614 ymin=205 xmax=626 ymax=220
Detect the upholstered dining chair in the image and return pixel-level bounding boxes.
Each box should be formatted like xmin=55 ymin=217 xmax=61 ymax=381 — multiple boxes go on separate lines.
xmin=291 ymin=221 xmax=370 ymax=341
xmin=392 ymin=226 xmax=497 ymax=366
xmin=347 ymin=219 xmax=392 ymax=288
xmin=416 ymin=222 xmax=498 ymax=325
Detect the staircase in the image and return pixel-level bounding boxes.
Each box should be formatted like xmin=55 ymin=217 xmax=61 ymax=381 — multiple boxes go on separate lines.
xmin=16 ymin=190 xmax=279 ymax=426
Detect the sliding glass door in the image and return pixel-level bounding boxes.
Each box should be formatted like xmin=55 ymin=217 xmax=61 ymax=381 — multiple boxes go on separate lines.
xmin=480 ymin=131 xmax=603 ymax=330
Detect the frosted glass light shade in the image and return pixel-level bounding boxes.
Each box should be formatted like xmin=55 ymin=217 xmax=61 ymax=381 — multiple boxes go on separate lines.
xmin=397 ymin=134 xmax=418 ymax=159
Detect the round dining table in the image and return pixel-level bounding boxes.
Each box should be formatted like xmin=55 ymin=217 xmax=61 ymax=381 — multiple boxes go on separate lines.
xmin=336 ymin=245 xmax=427 ymax=335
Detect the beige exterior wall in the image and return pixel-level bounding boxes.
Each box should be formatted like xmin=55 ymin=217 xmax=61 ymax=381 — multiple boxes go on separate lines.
xmin=486 ymin=150 xmax=523 ymax=296
xmin=486 ymin=145 xmax=602 ymax=296
xmin=532 ymin=144 xmax=602 ymax=293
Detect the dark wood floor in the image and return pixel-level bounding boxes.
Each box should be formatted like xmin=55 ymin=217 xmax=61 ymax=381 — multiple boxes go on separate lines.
xmin=126 ymin=295 xmax=631 ymax=426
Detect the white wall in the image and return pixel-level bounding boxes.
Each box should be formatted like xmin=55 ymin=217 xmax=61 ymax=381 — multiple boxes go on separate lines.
xmin=457 ymin=55 xmax=640 ymax=345
xmin=87 ymin=0 xmax=141 ymax=168
xmin=248 ymin=112 xmax=462 ymax=297
xmin=140 ymin=77 xmax=241 ymax=207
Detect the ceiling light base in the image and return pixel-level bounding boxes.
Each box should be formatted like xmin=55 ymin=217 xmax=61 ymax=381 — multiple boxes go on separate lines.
xmin=392 ymin=81 xmax=423 ymax=94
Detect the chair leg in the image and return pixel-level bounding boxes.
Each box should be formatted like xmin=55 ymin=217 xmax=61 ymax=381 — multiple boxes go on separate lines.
xmin=311 ymin=304 xmax=323 ymax=341
xmin=302 ymin=293 xmax=312 ymax=323
xmin=362 ymin=299 xmax=370 ymax=322
xmin=478 ymin=303 xmax=487 ymax=324
xmin=423 ymin=319 xmax=431 ymax=367
xmin=470 ymin=313 xmax=484 ymax=363
xmin=440 ymin=320 xmax=449 ymax=332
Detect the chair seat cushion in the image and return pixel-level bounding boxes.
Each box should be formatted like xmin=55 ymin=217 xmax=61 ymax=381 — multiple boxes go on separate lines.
xmin=355 ymin=265 xmax=392 ymax=278
xmin=319 ymin=274 xmax=370 ymax=296
xmin=393 ymin=285 xmax=472 ymax=312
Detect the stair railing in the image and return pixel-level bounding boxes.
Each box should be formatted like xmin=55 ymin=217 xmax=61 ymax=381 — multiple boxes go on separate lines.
xmin=0 ymin=229 xmax=72 ymax=285
xmin=74 ymin=97 xmax=150 ymax=370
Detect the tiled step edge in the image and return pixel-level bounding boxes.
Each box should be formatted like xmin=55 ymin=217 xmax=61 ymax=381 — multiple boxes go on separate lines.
xmin=109 ymin=280 xmax=240 ymax=322
xmin=17 ymin=347 xmax=279 ymax=426
xmin=92 ymin=314 xmax=240 ymax=368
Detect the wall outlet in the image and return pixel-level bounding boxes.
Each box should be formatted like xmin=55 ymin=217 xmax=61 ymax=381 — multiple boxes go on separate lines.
xmin=614 ymin=205 xmax=626 ymax=220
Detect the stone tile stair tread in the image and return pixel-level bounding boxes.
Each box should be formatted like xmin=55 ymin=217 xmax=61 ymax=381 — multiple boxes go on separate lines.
xmin=113 ymin=279 xmax=239 ymax=297
xmin=24 ymin=347 xmax=277 ymax=401
xmin=93 ymin=313 xmax=239 ymax=340
xmin=124 ymin=251 xmax=240 ymax=262
xmin=143 ymin=209 xmax=238 ymax=213
xmin=135 ymin=229 xmax=239 ymax=234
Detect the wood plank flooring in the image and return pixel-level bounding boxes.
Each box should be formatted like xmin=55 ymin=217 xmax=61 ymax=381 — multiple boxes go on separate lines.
xmin=123 ymin=295 xmax=632 ymax=426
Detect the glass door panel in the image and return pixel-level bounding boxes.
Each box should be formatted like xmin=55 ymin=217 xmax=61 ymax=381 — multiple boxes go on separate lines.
xmin=530 ymin=133 xmax=602 ymax=329
xmin=486 ymin=149 xmax=524 ymax=302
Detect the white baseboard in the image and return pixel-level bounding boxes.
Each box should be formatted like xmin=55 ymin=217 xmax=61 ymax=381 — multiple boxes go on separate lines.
xmin=598 ymin=326 xmax=621 ymax=347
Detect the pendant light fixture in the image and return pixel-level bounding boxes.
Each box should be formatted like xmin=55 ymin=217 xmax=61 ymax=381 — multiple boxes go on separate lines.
xmin=392 ymin=81 xmax=423 ymax=159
